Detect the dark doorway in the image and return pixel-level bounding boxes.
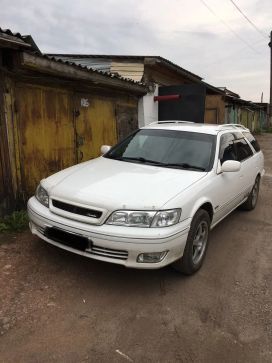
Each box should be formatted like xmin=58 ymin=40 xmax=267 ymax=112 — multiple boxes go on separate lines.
xmin=158 ymin=84 xmax=206 ymax=123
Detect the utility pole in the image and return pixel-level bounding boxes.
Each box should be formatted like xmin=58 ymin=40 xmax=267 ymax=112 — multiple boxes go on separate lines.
xmin=269 ymin=31 xmax=272 ymax=125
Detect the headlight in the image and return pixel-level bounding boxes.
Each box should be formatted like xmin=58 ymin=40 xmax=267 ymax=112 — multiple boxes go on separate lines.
xmin=107 ymin=211 xmax=156 ymax=227
xmin=106 ymin=209 xmax=181 ymax=227
xmin=35 ymin=184 xmax=49 ymax=207
xmin=151 ymin=209 xmax=181 ymax=227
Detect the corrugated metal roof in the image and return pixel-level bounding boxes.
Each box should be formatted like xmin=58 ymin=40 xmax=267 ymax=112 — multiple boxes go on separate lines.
xmin=46 ymin=54 xmax=203 ymax=81
xmin=50 ymin=56 xmax=112 ymax=72
xmin=0 ymin=28 xmax=40 ymax=52
xmin=39 ymin=54 xmax=147 ymax=89
xmin=218 ymin=87 xmax=240 ymax=98
xmin=0 ymin=27 xmax=31 ymax=48
xmin=0 ymin=28 xmax=25 ymax=40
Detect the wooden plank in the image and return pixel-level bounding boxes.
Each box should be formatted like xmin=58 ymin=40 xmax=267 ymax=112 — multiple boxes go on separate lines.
xmin=0 ymin=72 xmax=14 ymax=214
xmin=111 ymin=61 xmax=144 ymax=81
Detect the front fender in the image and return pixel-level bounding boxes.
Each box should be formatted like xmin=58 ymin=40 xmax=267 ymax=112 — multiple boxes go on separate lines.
xmin=189 ymin=197 xmax=214 ymax=221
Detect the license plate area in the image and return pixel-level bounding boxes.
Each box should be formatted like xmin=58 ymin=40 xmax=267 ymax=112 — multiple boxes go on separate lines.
xmin=45 ymin=227 xmax=89 ymax=251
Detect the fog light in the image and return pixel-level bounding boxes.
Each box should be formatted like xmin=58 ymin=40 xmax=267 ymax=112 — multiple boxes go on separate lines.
xmin=137 ymin=251 xmax=168 ymax=263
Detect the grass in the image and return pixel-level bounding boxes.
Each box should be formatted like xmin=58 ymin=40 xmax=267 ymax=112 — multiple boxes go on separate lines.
xmin=253 ymin=128 xmax=262 ymax=135
xmin=0 ymin=210 xmax=29 ymax=233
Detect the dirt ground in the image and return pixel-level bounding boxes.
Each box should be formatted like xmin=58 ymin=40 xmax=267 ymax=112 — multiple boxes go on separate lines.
xmin=0 ymin=134 xmax=272 ymax=363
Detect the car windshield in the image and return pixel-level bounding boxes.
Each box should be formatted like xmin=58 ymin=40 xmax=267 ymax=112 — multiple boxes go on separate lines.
xmin=105 ymin=129 xmax=216 ymax=171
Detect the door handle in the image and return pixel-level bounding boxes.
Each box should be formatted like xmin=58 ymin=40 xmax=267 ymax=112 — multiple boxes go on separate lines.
xmin=79 ymin=151 xmax=83 ymax=161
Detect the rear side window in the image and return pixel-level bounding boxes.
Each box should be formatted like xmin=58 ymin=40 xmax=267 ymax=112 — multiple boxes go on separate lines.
xmin=243 ymin=131 xmax=261 ymax=152
xmin=235 ymin=138 xmax=253 ymax=162
xmin=219 ymin=133 xmax=236 ymax=163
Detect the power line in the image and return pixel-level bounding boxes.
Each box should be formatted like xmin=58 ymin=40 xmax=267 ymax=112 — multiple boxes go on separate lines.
xmin=202 ymin=38 xmax=266 ymax=69
xmin=229 ymin=0 xmax=268 ymax=39
xmin=199 ymin=0 xmax=259 ymax=54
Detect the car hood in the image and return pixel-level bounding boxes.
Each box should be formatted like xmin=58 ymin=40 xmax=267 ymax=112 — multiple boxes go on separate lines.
xmin=43 ymin=157 xmax=206 ymax=211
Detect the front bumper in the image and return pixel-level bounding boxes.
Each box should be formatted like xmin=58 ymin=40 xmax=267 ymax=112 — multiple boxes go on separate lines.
xmin=27 ymin=197 xmax=190 ymax=269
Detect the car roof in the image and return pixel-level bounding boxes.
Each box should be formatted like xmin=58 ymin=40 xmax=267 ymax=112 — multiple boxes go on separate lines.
xmin=143 ymin=121 xmax=249 ymax=135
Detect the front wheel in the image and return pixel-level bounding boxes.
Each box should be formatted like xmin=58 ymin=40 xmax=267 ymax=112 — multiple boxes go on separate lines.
xmin=172 ymin=209 xmax=210 ymax=275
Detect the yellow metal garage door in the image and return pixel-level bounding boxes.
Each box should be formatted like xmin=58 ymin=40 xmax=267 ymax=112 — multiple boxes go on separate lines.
xmin=74 ymin=94 xmax=117 ymax=162
xmin=15 ymin=84 xmax=76 ymax=196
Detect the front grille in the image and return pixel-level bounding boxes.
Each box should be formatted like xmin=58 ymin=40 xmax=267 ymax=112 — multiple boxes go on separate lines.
xmin=52 ymin=199 xmax=102 ymax=219
xmin=45 ymin=227 xmax=89 ymax=251
xmin=86 ymin=245 xmax=128 ymax=260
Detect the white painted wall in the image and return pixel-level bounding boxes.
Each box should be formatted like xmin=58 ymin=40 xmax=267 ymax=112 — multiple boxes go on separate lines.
xmin=138 ymin=84 xmax=159 ymax=127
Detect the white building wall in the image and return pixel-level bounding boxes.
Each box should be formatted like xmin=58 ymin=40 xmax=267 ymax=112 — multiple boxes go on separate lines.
xmin=138 ymin=84 xmax=159 ymax=127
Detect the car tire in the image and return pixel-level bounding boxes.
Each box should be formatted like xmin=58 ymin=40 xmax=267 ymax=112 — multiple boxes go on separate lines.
xmin=240 ymin=176 xmax=260 ymax=211
xmin=172 ymin=209 xmax=210 ymax=275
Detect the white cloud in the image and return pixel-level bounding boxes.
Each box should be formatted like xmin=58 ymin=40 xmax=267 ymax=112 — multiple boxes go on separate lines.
xmin=0 ymin=0 xmax=271 ymax=101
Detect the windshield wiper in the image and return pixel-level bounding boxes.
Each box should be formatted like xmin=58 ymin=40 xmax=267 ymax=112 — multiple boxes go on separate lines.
xmin=119 ymin=156 xmax=166 ymax=165
xmin=110 ymin=156 xmax=206 ymax=171
xmin=163 ymin=163 xmax=206 ymax=171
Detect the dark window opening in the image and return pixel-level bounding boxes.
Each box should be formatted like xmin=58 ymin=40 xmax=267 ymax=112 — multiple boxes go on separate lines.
xmin=235 ymin=138 xmax=253 ymax=162
xmin=242 ymin=131 xmax=261 ymax=152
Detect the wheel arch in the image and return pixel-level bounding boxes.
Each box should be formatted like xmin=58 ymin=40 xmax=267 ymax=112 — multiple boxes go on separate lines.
xmin=190 ymin=198 xmax=214 ymax=222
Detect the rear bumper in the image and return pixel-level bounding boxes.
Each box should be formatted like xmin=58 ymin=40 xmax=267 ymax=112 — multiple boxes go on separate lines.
xmin=28 ymin=197 xmax=190 ymax=269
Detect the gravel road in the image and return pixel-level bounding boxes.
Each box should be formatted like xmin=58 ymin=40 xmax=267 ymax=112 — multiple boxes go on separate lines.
xmin=0 ymin=134 xmax=272 ymax=363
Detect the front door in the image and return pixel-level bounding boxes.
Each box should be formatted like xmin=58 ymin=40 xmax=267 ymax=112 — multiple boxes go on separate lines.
xmin=212 ymin=132 xmax=244 ymax=225
xmin=74 ymin=94 xmax=117 ymax=162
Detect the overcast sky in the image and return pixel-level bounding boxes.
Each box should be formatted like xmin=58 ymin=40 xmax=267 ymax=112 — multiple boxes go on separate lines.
xmin=1 ymin=0 xmax=271 ymax=101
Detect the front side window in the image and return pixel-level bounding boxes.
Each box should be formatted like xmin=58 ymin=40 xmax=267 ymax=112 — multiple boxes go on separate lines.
xmin=219 ymin=133 xmax=236 ymax=164
xmin=105 ymin=129 xmax=216 ymax=171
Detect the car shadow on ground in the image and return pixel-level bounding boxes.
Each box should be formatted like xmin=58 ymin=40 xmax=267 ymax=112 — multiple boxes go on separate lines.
xmin=29 ymin=207 xmax=246 ymax=297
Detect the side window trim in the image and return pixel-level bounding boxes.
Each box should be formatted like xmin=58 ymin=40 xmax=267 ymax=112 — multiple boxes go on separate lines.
xmin=242 ymin=132 xmax=261 ymax=154
xmin=243 ymin=136 xmax=256 ymax=155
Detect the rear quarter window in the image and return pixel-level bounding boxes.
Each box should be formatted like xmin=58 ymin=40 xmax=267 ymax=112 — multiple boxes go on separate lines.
xmin=242 ymin=132 xmax=261 ymax=152
xmin=235 ymin=138 xmax=253 ymax=162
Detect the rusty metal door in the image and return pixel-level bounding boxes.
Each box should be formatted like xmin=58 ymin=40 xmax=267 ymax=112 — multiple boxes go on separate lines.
xmin=204 ymin=108 xmax=218 ymax=124
xmin=74 ymin=94 xmax=117 ymax=162
xmin=15 ymin=84 xmax=76 ymax=197
xmin=116 ymin=103 xmax=138 ymax=141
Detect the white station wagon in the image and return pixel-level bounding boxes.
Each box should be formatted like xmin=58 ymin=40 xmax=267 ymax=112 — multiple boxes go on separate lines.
xmin=28 ymin=122 xmax=264 ymax=275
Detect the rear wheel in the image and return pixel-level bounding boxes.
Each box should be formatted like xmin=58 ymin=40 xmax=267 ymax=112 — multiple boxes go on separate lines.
xmin=172 ymin=209 xmax=210 ymax=275
xmin=240 ymin=176 xmax=260 ymax=211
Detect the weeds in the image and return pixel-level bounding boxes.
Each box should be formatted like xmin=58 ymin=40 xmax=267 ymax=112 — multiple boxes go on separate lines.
xmin=0 ymin=210 xmax=29 ymax=233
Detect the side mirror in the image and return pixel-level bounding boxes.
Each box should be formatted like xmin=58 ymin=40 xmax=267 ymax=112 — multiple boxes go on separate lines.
xmin=101 ymin=145 xmax=111 ymax=155
xmin=221 ymin=160 xmax=241 ymax=173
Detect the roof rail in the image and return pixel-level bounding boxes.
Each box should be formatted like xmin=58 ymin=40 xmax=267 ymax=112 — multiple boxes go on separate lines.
xmin=218 ymin=124 xmax=248 ymax=130
xmin=149 ymin=120 xmax=194 ymax=125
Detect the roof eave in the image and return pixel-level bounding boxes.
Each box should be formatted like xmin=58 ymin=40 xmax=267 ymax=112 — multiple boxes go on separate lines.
xmin=20 ymin=52 xmax=148 ymax=94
